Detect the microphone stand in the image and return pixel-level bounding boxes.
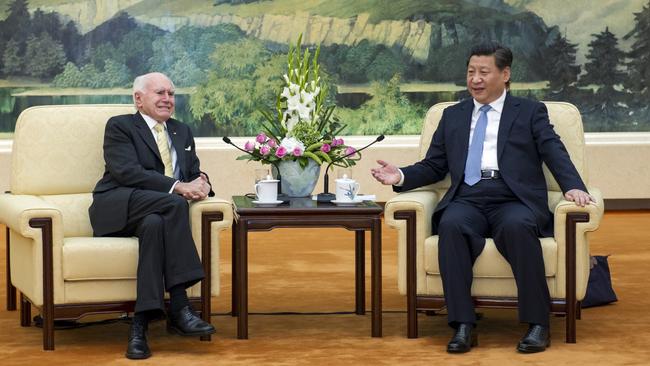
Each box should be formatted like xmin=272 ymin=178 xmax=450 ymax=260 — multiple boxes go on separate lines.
xmin=316 ymin=135 xmax=385 ymax=203
xmin=222 ymin=136 xmax=285 ymax=198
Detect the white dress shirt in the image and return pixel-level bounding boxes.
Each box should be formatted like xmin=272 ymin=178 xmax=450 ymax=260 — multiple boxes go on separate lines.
xmin=396 ymin=89 xmax=507 ymax=186
xmin=141 ymin=113 xmax=180 ymax=192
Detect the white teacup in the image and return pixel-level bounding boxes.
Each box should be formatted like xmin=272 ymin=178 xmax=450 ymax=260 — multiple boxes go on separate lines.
xmin=335 ymin=177 xmax=360 ymax=202
xmin=254 ymin=179 xmax=279 ymax=202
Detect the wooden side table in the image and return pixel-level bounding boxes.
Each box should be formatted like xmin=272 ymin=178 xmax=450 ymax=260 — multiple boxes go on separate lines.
xmin=231 ymin=196 xmax=384 ymax=339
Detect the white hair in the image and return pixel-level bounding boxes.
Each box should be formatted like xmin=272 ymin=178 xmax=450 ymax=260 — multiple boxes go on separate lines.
xmin=132 ymin=72 xmax=175 ymax=104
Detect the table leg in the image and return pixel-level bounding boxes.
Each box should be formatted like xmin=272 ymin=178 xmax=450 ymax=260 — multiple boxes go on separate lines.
xmin=236 ymin=219 xmax=248 ymax=339
xmin=371 ymin=217 xmax=382 ymax=337
xmin=355 ymin=230 xmax=365 ymax=315
xmin=231 ymin=221 xmax=238 ymax=317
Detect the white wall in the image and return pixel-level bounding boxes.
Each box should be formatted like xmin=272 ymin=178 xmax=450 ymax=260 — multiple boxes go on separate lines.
xmin=1 ymin=133 xmax=649 ymax=201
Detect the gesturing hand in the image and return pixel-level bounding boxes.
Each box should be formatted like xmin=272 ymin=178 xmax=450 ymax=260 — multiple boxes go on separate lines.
xmin=370 ymin=160 xmax=401 ymax=185
xmin=564 ymin=189 xmax=595 ymax=207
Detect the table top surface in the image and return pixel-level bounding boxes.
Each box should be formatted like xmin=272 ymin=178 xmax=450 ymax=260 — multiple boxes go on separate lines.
xmin=232 ymin=195 xmax=383 ymax=215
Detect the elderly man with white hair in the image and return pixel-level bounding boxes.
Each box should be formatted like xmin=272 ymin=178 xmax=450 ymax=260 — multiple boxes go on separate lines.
xmin=89 ymin=72 xmax=215 ymax=359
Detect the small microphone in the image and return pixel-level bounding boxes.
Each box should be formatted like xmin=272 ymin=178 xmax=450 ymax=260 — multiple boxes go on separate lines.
xmin=222 ymin=136 xmax=250 ymax=155
xmin=223 ymin=136 xmax=284 ymax=196
xmin=316 ymin=134 xmax=385 ymax=203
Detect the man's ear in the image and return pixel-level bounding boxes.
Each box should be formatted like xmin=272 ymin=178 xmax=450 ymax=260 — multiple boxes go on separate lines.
xmin=503 ymin=66 xmax=511 ymax=84
xmin=133 ymin=92 xmax=143 ymax=108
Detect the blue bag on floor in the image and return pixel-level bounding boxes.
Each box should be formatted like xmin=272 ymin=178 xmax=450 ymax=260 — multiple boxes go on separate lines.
xmin=582 ymin=255 xmax=617 ymax=308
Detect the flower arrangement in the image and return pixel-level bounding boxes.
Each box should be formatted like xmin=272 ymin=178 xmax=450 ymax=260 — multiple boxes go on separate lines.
xmin=237 ymin=35 xmax=358 ymax=170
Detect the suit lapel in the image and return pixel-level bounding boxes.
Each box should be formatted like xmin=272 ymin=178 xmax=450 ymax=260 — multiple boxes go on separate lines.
xmin=134 ymin=112 xmax=162 ymax=161
xmin=456 ymin=98 xmax=474 ymax=168
xmin=497 ymin=93 xmax=520 ymax=160
xmin=167 ymin=119 xmax=186 ymax=179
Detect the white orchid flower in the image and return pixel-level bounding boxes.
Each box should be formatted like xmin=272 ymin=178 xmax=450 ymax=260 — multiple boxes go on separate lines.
xmin=289 ymin=82 xmax=300 ymax=94
xmin=297 ymin=103 xmax=312 ymax=121
xmin=284 ymin=110 xmax=300 ymax=131
xmin=301 ymin=90 xmax=315 ymax=105
xmin=285 ymin=93 xmax=302 ymax=111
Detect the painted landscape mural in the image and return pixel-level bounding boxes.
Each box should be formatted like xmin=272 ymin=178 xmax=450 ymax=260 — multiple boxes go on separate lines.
xmin=0 ymin=0 xmax=648 ymax=138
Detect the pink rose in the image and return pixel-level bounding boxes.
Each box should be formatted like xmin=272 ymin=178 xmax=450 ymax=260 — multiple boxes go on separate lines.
xmin=344 ymin=146 xmax=356 ymax=156
xmin=267 ymin=139 xmax=277 ymax=148
xmin=292 ymin=147 xmax=303 ymax=156
xmin=275 ymin=146 xmax=287 ymax=158
xmin=256 ymin=132 xmax=267 ymax=144
xmin=332 ymin=138 xmax=344 ymax=146
xmin=320 ymin=143 xmax=331 ymax=153
xmin=244 ymin=141 xmax=255 ymax=152
xmin=260 ymin=145 xmax=271 ymax=155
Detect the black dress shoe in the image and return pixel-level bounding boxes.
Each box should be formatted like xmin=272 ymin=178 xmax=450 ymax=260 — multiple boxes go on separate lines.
xmin=167 ymin=305 xmax=216 ymax=336
xmin=517 ymin=324 xmax=550 ymax=353
xmin=447 ymin=323 xmax=478 ymax=353
xmin=125 ymin=318 xmax=151 ymax=360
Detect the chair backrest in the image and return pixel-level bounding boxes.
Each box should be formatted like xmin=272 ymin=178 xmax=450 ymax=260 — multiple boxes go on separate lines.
xmin=418 ymin=101 xmax=588 ymax=208
xmin=11 ymin=104 xmax=136 ymax=195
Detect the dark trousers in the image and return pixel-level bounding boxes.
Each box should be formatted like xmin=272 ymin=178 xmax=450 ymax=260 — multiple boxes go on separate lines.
xmin=437 ymin=179 xmax=550 ymax=327
xmin=107 ymin=190 xmax=204 ymax=313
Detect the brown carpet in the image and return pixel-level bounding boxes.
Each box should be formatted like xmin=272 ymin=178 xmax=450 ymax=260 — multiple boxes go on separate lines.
xmin=1 ymin=211 xmax=649 ymax=365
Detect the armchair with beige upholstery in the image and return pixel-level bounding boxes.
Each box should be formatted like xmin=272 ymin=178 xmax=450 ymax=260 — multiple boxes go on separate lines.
xmin=385 ymin=102 xmax=604 ymax=343
xmin=0 ymin=105 xmax=233 ymax=350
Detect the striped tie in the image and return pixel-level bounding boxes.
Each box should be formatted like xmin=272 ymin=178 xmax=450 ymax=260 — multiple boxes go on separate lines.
xmin=153 ymin=123 xmax=174 ymax=177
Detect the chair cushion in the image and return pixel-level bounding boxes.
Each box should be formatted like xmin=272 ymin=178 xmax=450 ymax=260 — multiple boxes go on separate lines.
xmin=63 ymin=237 xmax=138 ymax=281
xmin=423 ymin=236 xmax=558 ymax=278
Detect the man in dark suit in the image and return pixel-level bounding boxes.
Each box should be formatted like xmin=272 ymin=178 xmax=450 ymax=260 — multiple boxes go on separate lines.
xmin=371 ymin=43 xmax=594 ymax=353
xmin=89 ymin=72 xmax=215 ymax=359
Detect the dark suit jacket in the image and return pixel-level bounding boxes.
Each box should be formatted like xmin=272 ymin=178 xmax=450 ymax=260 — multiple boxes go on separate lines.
xmin=89 ymin=112 xmax=213 ymax=236
xmin=397 ymin=94 xmax=587 ymax=237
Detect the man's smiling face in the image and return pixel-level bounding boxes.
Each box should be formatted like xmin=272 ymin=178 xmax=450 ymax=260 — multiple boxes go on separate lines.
xmin=466 ymin=54 xmax=510 ymax=105
xmin=134 ymin=73 xmax=175 ymax=122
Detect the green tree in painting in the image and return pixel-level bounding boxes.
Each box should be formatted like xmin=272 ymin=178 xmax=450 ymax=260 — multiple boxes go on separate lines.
xmin=336 ymin=74 xmax=425 ymax=135
xmin=2 ymin=38 xmax=23 ymax=75
xmin=149 ymin=24 xmax=243 ymax=86
xmin=52 ymin=62 xmax=85 ymax=87
xmin=24 ymin=33 xmax=67 ymax=79
xmin=579 ymin=27 xmax=628 ymax=131
xmin=624 ymin=1 xmax=650 ymax=123
xmin=168 ymin=54 xmax=203 ymax=87
xmin=1 ymin=0 xmax=31 ymax=45
xmin=544 ymin=32 xmax=581 ymax=100
xmin=89 ymin=43 xmax=120 ymax=70
xmin=190 ymin=38 xmax=284 ymax=136
xmin=117 ymin=27 xmax=161 ymax=77
xmin=99 ymin=59 xmax=132 ymax=87
xmin=366 ymin=48 xmax=406 ymax=82
xmin=339 ymin=40 xmax=377 ymax=83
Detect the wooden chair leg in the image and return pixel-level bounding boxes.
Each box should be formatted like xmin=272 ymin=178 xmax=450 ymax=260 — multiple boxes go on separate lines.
xmin=576 ymin=301 xmax=582 ymax=320
xmin=6 ymin=227 xmax=16 ymax=311
xmin=29 ymin=218 xmax=54 ymax=350
xmin=200 ymin=212 xmax=223 ymax=341
xmin=20 ymin=293 xmax=31 ymax=327
xmin=395 ymin=211 xmax=418 ymax=338
xmin=565 ymin=213 xmax=588 ymax=344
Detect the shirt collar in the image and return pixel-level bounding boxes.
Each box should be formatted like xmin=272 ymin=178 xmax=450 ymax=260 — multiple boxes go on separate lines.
xmin=140 ymin=112 xmax=167 ymax=131
xmin=473 ymin=89 xmax=507 ymax=114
